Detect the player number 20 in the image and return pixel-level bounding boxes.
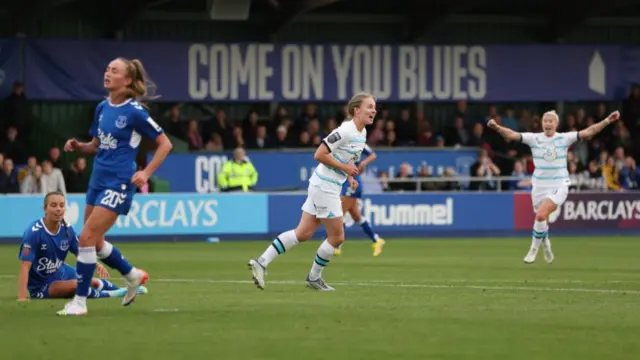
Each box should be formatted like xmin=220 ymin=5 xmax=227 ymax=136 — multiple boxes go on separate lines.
xmin=100 ymin=190 xmax=127 ymax=209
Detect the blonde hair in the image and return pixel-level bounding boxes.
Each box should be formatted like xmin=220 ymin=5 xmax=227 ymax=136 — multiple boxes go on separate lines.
xmin=543 ymin=110 xmax=559 ymax=122
xmin=346 ymin=91 xmax=375 ymax=117
xmin=118 ymin=57 xmax=160 ymax=102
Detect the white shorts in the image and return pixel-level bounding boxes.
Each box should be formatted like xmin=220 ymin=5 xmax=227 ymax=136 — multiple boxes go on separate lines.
xmin=301 ymin=184 xmax=343 ymax=219
xmin=531 ymin=186 xmax=569 ymax=213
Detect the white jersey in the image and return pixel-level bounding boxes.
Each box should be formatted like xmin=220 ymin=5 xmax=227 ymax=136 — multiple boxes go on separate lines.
xmin=521 ymin=131 xmax=580 ymax=188
xmin=309 ymin=120 xmax=367 ymax=194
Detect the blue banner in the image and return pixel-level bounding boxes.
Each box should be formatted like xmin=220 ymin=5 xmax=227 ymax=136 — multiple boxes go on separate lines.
xmin=0 ymin=193 xmax=268 ymax=238
xmin=0 ymin=39 xmax=22 ymax=98
xmin=22 ymin=39 xmax=638 ymax=101
xmin=268 ymin=193 xmax=514 ymax=236
xmin=150 ymin=149 xmax=478 ymax=192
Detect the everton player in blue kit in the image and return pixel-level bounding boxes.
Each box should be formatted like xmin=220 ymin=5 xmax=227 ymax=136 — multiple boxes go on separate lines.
xmin=18 ymin=192 xmax=148 ymax=301
xmin=334 ymin=143 xmax=385 ymax=257
xmin=59 ymin=58 xmax=173 ymax=316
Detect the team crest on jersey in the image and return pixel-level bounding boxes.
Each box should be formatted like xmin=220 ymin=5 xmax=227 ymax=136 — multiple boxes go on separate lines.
xmin=59 ymin=240 xmax=69 ymax=251
xmin=543 ymin=146 xmax=558 ymax=161
xmin=115 ymin=115 xmax=128 ymax=129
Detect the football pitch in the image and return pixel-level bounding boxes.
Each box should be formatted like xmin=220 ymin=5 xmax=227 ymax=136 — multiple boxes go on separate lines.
xmin=1 ymin=237 xmax=639 ymax=360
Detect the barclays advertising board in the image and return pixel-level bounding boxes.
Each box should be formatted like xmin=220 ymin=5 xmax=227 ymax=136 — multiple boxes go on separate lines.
xmin=0 ymin=193 xmax=268 ymax=239
xmin=150 ymin=149 xmax=478 ymax=193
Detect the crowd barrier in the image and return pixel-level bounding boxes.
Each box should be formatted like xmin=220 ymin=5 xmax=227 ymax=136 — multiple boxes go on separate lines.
xmin=0 ymin=192 xmax=638 ymax=242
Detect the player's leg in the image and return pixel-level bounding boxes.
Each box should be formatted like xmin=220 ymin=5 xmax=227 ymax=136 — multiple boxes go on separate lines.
xmin=524 ymin=188 xmax=556 ymax=264
xmin=541 ymin=187 xmax=568 ymax=264
xmin=348 ymin=199 xmax=385 ymax=257
xmin=333 ymin=197 xmax=352 ymax=256
xmin=306 ymin=191 xmax=344 ymax=291
xmin=249 ymin=194 xmax=321 ymax=289
xmin=57 ymin=205 xmax=119 ymax=316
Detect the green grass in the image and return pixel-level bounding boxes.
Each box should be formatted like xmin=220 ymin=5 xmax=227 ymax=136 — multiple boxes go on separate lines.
xmin=1 ymin=237 xmax=640 ymax=360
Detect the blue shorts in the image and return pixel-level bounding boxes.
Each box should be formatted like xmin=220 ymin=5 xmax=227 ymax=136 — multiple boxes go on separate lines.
xmin=86 ymin=185 xmax=136 ymax=215
xmin=28 ymin=264 xmax=77 ymax=299
xmin=340 ymin=175 xmax=363 ymax=198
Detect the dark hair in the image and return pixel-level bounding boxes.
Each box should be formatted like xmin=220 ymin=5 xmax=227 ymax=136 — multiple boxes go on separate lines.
xmin=44 ymin=191 xmax=65 ymax=208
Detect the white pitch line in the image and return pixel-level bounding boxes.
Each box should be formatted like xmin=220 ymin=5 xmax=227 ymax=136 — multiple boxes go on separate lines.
xmin=153 ymin=278 xmax=640 ymax=295
xmin=1 ymin=275 xmax=638 ymax=294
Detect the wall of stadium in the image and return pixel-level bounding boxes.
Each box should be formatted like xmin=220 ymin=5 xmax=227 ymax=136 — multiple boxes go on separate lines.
xmin=0 ymin=192 xmax=638 ymax=243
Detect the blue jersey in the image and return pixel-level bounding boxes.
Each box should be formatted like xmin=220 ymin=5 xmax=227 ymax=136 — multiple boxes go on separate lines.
xmin=87 ymin=99 xmax=164 ymax=215
xmin=18 ymin=219 xmax=79 ymax=289
xmin=341 ymin=144 xmax=374 ymax=198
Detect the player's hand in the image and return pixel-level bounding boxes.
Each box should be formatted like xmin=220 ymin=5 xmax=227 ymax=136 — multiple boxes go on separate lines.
xmin=342 ymin=163 xmax=359 ymax=176
xmin=607 ymin=111 xmax=620 ymax=123
xmin=357 ymin=163 xmax=366 ymax=173
xmin=349 ymin=177 xmax=359 ymax=190
xmin=64 ymin=138 xmax=80 ymax=152
xmin=96 ymin=264 xmax=110 ymax=278
xmin=131 ymin=170 xmax=149 ymax=188
xmin=487 ymin=119 xmax=498 ymax=130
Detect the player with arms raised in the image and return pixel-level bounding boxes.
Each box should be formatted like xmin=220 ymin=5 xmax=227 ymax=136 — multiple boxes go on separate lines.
xmin=248 ymin=92 xmax=375 ymax=291
xmin=334 ymin=143 xmax=385 ymax=257
xmin=18 ymin=192 xmax=148 ymax=301
xmin=58 ymin=57 xmax=173 ymax=316
xmin=487 ymin=110 xmax=619 ymax=263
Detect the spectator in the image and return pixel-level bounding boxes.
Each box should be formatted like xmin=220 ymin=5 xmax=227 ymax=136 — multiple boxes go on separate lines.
xmin=0 ymin=157 xmax=19 ymax=193
xmin=613 ymin=147 xmax=626 ymax=170
xmin=582 ymin=160 xmax=607 ymax=190
xmin=2 ymin=81 xmax=30 ymax=140
xmin=21 ymin=164 xmax=44 ymax=194
xmin=48 ymin=147 xmax=62 ymax=169
xmin=163 ymin=105 xmax=184 ymax=139
xmin=388 ymin=163 xmax=416 ymax=192
xmin=469 ymin=149 xmax=500 ymax=191
xmin=445 ymin=117 xmax=469 ymax=147
xmin=434 ymin=135 xmax=445 ymax=148
xmin=64 ymin=157 xmax=89 ymax=193
xmin=0 ymin=126 xmax=27 ymax=165
xmin=227 ymin=125 xmax=245 ymax=149
xmin=207 ymin=108 xmax=230 ymax=145
xmin=394 ymin=108 xmax=415 ymax=146
xmin=619 ymin=156 xmax=640 ymax=190
xmin=467 ymin=122 xmax=491 ymax=152
xmin=242 ymin=110 xmax=259 ymax=143
xmin=298 ymin=131 xmax=312 ymax=147
xmin=248 ymin=125 xmax=272 ymax=149
xmin=438 ymin=167 xmax=461 ymax=191
xmin=204 ymin=133 xmax=224 ymax=152
xmin=324 ymin=118 xmax=338 ymax=134
xmin=601 ymin=156 xmax=620 ymax=191
xmin=18 ymin=155 xmax=38 ymax=184
xmin=417 ymin=122 xmax=435 ymax=147
xmin=295 ymin=103 xmax=317 ymax=135
xmin=509 ymin=161 xmax=531 ymax=191
xmin=311 ymin=134 xmax=321 ymax=146
xmin=274 ymin=125 xmax=290 ymax=148
xmin=502 ymin=107 xmax=519 ymax=131
xmin=307 ymin=118 xmax=321 ymax=139
xmin=453 ymin=100 xmax=468 ymax=125
xmin=186 ymin=119 xmax=203 ymax=151
xmin=41 ymin=160 xmax=66 ymax=194
xmin=568 ymin=162 xmax=583 ymax=191
xmin=612 ymin=121 xmax=632 ymax=150
xmin=368 ymin=119 xmax=386 ymax=146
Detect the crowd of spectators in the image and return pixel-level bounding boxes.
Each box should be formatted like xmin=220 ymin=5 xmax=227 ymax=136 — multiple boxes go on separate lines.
xmin=3 ymin=78 xmax=640 ymax=194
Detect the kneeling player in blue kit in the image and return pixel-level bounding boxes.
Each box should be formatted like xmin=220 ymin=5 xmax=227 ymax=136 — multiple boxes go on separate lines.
xmin=17 ymin=192 xmax=148 ymax=301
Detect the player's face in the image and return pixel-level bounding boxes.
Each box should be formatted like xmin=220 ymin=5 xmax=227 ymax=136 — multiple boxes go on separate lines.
xmin=542 ymin=114 xmax=558 ymax=136
xmin=44 ymin=195 xmax=65 ymax=223
xmin=356 ymin=97 xmax=376 ymax=125
xmin=104 ymin=59 xmax=132 ymax=91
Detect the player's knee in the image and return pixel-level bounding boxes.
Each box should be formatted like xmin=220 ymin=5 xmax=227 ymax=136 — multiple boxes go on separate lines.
xmin=294 ymin=227 xmax=313 ymax=242
xmin=327 ymin=234 xmax=345 ymax=247
xmin=535 ymin=211 xmax=548 ymax=222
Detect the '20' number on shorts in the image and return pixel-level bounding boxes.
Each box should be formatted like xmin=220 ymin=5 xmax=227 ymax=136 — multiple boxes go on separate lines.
xmin=100 ymin=190 xmax=127 ymax=209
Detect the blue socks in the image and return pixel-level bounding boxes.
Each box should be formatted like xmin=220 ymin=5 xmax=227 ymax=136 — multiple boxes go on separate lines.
xmin=358 ymin=219 xmax=378 ymax=243
xmin=97 ymin=241 xmax=133 ymax=276
xmin=76 ymin=247 xmax=97 ymax=298
xmin=87 ymin=288 xmax=114 ymax=298
xmin=96 ymin=279 xmax=119 ymax=291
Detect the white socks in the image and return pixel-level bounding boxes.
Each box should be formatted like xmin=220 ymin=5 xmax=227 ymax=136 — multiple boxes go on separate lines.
xmin=258 ymin=230 xmax=299 ymax=267
xmin=532 ymin=220 xmax=549 ymax=249
xmin=309 ymin=240 xmax=336 ymax=280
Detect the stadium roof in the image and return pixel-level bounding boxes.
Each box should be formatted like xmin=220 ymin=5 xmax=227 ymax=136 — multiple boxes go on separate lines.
xmin=4 ymin=0 xmax=640 ymax=40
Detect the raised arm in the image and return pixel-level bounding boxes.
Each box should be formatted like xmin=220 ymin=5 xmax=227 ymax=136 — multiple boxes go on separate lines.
xmin=487 ymin=119 xmax=521 ymax=142
xmin=579 ymin=111 xmax=619 ymax=140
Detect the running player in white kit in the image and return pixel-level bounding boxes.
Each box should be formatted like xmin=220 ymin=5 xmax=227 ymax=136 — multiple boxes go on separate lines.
xmin=487 ymin=110 xmax=619 ymax=264
xmin=248 ymin=92 xmax=376 ymax=291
